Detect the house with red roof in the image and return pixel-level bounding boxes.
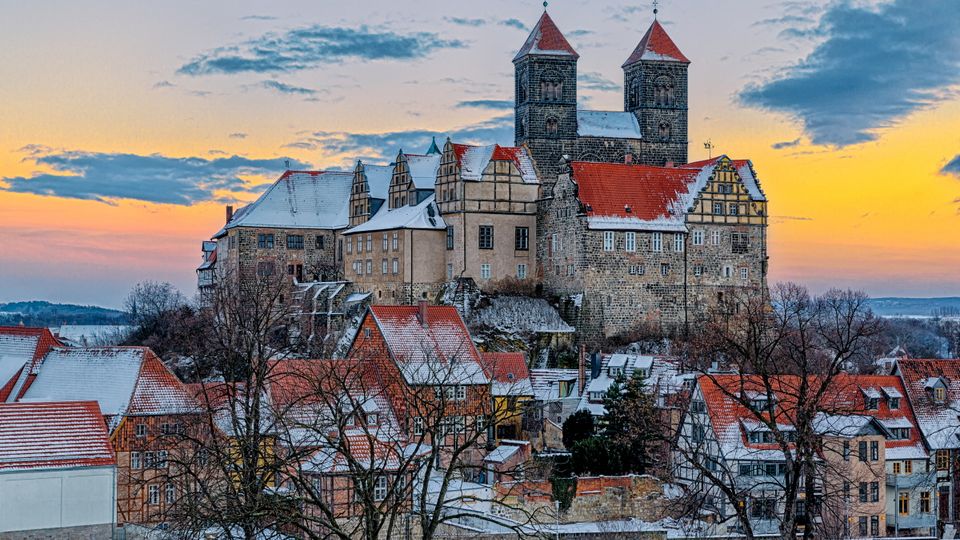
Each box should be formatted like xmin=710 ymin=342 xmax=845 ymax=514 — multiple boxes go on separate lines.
xmin=677 ymin=374 xmax=935 ymax=537
xmin=14 ymin=345 xmax=201 ymax=529
xmin=540 ymin=155 xmax=768 ymax=340
xmin=0 ymin=325 xmax=61 ymax=402
xmin=895 ymin=357 xmax=960 ymax=530
xmin=479 ymin=352 xmax=535 ymax=441
xmin=0 ymin=401 xmax=116 ymax=536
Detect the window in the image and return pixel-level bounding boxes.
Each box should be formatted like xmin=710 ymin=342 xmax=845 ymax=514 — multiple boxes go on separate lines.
xmin=722 ymin=266 xmax=733 ymax=279
xmin=894 ymin=462 xmax=902 ymax=474
xmin=165 ymin=483 xmax=175 ymax=504
xmin=551 ymin=234 xmax=561 ymax=255
xmin=711 ymin=230 xmax=721 ymax=245
xmin=921 ymin=491 xmax=931 ymax=513
xmin=478 ymin=225 xmax=494 ymax=249
xmin=625 ymin=232 xmax=636 ymax=252
xmin=413 ymin=417 xmax=424 ymax=435
xmin=546 ymin=117 xmax=559 ymax=136
xmin=866 ymin=397 xmax=879 ymax=410
xmin=382 ymin=259 xmax=388 ymax=274
xmin=870 ymin=516 xmax=879 ymax=536
xmin=357 ymin=236 xmax=363 ymax=253
xmin=366 ymin=259 xmax=372 ymax=275
xmin=843 ymin=481 xmax=850 ymax=501
xmin=858 ymin=482 xmax=868 ymax=503
xmin=937 ymin=449 xmax=949 ymax=470
xmin=660 ymin=263 xmax=670 ymax=276
xmin=542 ymin=79 xmax=562 ymax=101
xmin=136 ymin=423 xmax=148 ymax=438
xmin=392 ymin=232 xmax=399 ymax=250
xmin=257 ymin=233 xmax=274 ymax=249
xmin=382 ymin=233 xmax=389 ymax=251
xmin=149 ymin=485 xmax=160 ymax=505
xmin=731 ymin=232 xmax=749 ymax=254
xmin=674 ymin=234 xmax=684 ymax=252
xmin=858 ymin=516 xmax=867 ymax=536
xmin=905 ymin=460 xmax=913 ymax=474
xmin=870 ymin=481 xmax=879 ymax=502
xmin=892 ymin=427 xmax=911 ymax=440
xmin=658 ymin=122 xmax=671 ymax=141
xmin=603 ymin=231 xmax=615 ymax=251
xmin=718 ymin=183 xmax=733 ymax=194
xmin=628 ymin=264 xmax=644 ymax=275
xmin=871 ymin=440 xmax=879 ymax=461
xmin=365 ymin=235 xmax=372 ymax=252
xmin=654 ymin=75 xmax=674 ymax=106
xmin=713 ymin=202 xmax=724 ymax=215
xmin=728 ymin=203 xmax=739 ymax=216
xmin=514 ymin=227 xmax=529 ymax=251
xmin=517 ymin=264 xmax=527 ymax=279
xmin=229 ymin=234 xmax=236 ymax=249
xmin=374 ymin=476 xmax=388 ymax=501
xmin=347 ymin=237 xmax=353 ymax=254
xmin=693 ymin=265 xmax=703 ymax=277
xmin=890 ymin=397 xmax=900 ymax=410
xmin=750 ymin=498 xmax=777 ymax=520
xmin=287 ymin=234 xmax=304 ymax=250
xmin=366 ymin=413 xmax=378 ymax=425
xmin=156 ymin=450 xmax=168 ymax=469
xmin=480 ymin=264 xmax=491 ymax=280
xmin=935 ymin=386 xmax=946 ymax=402
xmin=691 ymin=424 xmax=705 ymax=443
xmin=131 ymin=452 xmax=142 ymax=469
xmin=316 ymin=235 xmax=325 ymax=250
xmin=692 ymin=229 xmax=704 ymax=246
xmin=740 ymin=268 xmax=749 ymax=280
xmin=843 ymin=441 xmax=850 ymax=461
xmin=858 ymin=441 xmax=868 ymax=462
xmin=476 ymin=416 xmax=486 ymax=434
xmin=392 ymin=259 xmax=399 ymax=274
xmin=446 ymin=226 xmax=455 ymax=250
xmin=651 ymin=232 xmax=662 ymax=252
xmin=447 ymin=263 xmax=454 ymax=280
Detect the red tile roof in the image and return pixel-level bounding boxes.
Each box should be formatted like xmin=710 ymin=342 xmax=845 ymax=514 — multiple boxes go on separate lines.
xmin=896 ymin=358 xmax=960 ymax=450
xmin=0 ymin=326 xmax=61 ymax=402
xmin=127 ymin=351 xmax=199 ymax=416
xmin=480 ymin=352 xmax=530 ymax=384
xmin=571 ymin=161 xmax=702 ymax=221
xmin=514 ymin=11 xmax=579 ymax=61
xmin=451 ymin=143 xmax=538 ymax=183
xmin=623 ymin=20 xmax=690 ymax=66
xmin=0 ymin=401 xmax=115 ymax=471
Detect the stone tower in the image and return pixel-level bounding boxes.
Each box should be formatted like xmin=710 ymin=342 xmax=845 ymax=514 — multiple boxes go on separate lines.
xmin=623 ymin=20 xmax=690 ymax=165
xmin=514 ymin=11 xmax=579 ymax=180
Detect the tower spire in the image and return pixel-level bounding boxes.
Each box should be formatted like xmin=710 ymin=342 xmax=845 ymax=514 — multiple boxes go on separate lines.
xmin=653 ymin=0 xmax=659 ymax=19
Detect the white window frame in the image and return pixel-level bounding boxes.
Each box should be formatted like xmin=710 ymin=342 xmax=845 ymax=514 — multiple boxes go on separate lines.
xmin=165 ymin=483 xmax=175 ymax=504
xmin=456 ymin=385 xmax=466 ymax=401
xmin=149 ymin=485 xmax=160 ymax=505
xmin=447 ymin=263 xmax=454 ymax=280
xmin=651 ymin=232 xmax=663 ymax=252
xmin=723 ymin=266 xmax=733 ymax=278
xmin=382 ymin=259 xmax=388 ymax=275
xmin=625 ymin=232 xmax=636 ymax=252
xmin=392 ymin=232 xmax=399 ymax=250
xmin=413 ymin=417 xmax=424 ymax=435
xmin=674 ymin=234 xmax=684 ymax=252
xmin=692 ymin=229 xmax=704 ymax=246
xmin=366 ymin=234 xmax=372 ymax=252
xmin=517 ymin=264 xmax=527 ymax=279
xmin=603 ymin=231 xmax=615 ymax=252
xmin=131 ymin=451 xmax=141 ymax=469
xmin=135 ymin=423 xmax=147 ymax=438
xmin=392 ymin=258 xmax=399 ymax=274
xmin=740 ymin=267 xmax=749 ymax=280
xmin=373 ymin=476 xmax=388 ymax=501
xmin=382 ymin=233 xmax=388 ymax=251
xmin=480 ymin=264 xmax=491 ymax=280
xmin=713 ymin=202 xmax=724 ymax=215
xmin=711 ymin=230 xmax=721 ymax=245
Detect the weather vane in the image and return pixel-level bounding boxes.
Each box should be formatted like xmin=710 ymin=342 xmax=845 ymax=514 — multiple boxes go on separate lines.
xmin=652 ymin=0 xmax=659 ymax=19
xmin=704 ymin=139 xmax=714 ymax=159
xmin=543 ymin=1 xmax=548 ymax=10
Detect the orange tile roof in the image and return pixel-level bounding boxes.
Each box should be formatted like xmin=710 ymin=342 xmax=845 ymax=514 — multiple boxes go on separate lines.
xmin=623 ymin=20 xmax=690 ymax=66
xmin=514 ymin=11 xmax=579 ymax=60
xmin=0 ymin=401 xmax=115 ymax=471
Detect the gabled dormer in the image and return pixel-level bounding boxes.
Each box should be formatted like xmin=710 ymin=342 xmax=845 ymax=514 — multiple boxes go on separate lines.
xmin=686 ymin=156 xmax=768 ymax=228
xmin=389 ymin=150 xmax=440 ymax=209
xmin=924 ymin=376 xmax=949 ymax=403
xmin=350 ymin=160 xmax=393 ymax=226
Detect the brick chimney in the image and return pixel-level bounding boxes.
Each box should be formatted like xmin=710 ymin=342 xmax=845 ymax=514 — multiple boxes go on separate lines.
xmin=624 ymin=153 xmax=633 ymax=164
xmin=225 ymin=205 xmax=234 ymax=224
xmin=418 ymin=299 xmax=429 ymax=327
xmin=665 ymin=160 xmax=675 ymax=168
xmin=578 ymin=344 xmax=587 ymax=395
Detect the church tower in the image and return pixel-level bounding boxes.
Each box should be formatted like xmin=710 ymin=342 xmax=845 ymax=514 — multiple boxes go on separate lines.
xmin=623 ymin=20 xmax=690 ymax=165
xmin=514 ymin=10 xmax=579 ymax=180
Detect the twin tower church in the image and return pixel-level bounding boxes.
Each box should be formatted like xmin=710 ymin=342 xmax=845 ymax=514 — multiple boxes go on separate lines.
xmin=201 ymin=10 xmax=769 ymax=342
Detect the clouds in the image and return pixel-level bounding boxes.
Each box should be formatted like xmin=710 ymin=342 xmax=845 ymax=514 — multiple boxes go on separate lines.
xmin=579 ymin=72 xmax=619 ymax=92
xmin=943 ymin=155 xmax=960 ymax=177
xmin=1 ymin=148 xmax=309 ymax=205
xmin=456 ymin=99 xmax=513 ymax=110
xmin=771 ymin=138 xmax=801 ymax=150
xmin=261 ymin=80 xmax=319 ymax=96
xmin=284 ymin=115 xmax=514 ymax=164
xmin=739 ymin=0 xmax=960 ymax=147
xmin=444 ymin=16 xmax=527 ymax=31
xmin=179 ymin=25 xmax=466 ymax=75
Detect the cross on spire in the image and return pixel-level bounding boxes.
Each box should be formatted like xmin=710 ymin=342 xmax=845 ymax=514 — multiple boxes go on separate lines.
xmin=653 ymin=0 xmax=660 ymax=19
xmin=543 ymin=1 xmax=548 ymax=10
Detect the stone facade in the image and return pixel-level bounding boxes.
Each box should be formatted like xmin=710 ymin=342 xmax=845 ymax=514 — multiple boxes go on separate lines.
xmin=0 ymin=524 xmax=114 ymax=540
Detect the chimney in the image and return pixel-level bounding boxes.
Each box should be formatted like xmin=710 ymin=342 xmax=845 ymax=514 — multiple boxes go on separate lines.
xmin=665 ymin=161 xmax=675 ymax=168
xmin=578 ymin=344 xmax=587 ymax=396
xmin=225 ymin=205 xmax=234 ymax=224
xmin=624 ymin=153 xmax=633 ymax=164
xmin=418 ymin=299 xmax=429 ymax=327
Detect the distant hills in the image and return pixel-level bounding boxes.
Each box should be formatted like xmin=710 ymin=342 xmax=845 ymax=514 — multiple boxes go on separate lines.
xmin=0 ymin=300 xmax=128 ymax=327
xmin=866 ymin=297 xmax=960 ymax=318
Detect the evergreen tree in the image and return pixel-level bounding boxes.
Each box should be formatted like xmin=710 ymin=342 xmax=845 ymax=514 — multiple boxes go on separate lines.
xmin=561 ymin=410 xmax=594 ymax=450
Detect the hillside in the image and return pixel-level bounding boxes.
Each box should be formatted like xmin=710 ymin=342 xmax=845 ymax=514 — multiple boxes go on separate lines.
xmin=0 ymin=300 xmax=128 ymax=326
xmin=866 ymin=297 xmax=960 ymax=318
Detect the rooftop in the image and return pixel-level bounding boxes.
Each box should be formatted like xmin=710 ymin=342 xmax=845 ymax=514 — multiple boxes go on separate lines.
xmin=623 ymin=20 xmax=690 ymax=66
xmin=514 ymin=11 xmax=579 ymax=61
xmin=0 ymin=401 xmax=114 ymax=471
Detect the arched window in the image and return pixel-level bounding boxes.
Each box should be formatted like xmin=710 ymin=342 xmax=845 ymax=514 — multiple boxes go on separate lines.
xmin=578 ymin=152 xmax=601 ymax=162
xmin=518 ymin=69 xmax=528 ymax=103
xmin=545 ymin=116 xmax=559 ymax=137
xmin=541 ymin=72 xmax=563 ymax=101
xmin=658 ymin=122 xmax=671 ymax=141
xmin=628 ymin=78 xmax=641 ymax=109
xmin=517 ymin=115 xmax=526 ymax=138
xmin=654 ymin=76 xmax=674 ymax=107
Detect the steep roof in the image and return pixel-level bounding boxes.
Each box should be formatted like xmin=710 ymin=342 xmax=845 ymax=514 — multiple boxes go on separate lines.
xmin=514 ymin=11 xmax=579 ymax=61
xmin=529 ymin=368 xmax=580 ymax=402
xmin=451 ymin=143 xmax=538 ymax=183
xmin=0 ymin=326 xmax=60 ymax=402
xmin=577 ymin=111 xmax=642 ymax=139
xmin=359 ymin=163 xmax=394 ymax=201
xmin=623 ymin=20 xmax=690 ymax=66
xmin=405 ymin=153 xmax=442 ymax=190
xmin=480 ymin=352 xmax=534 ymax=397
xmin=21 ymin=347 xmax=197 ymax=430
xmin=365 ymin=305 xmax=488 ymax=386
xmin=0 ymin=401 xmax=115 ymax=471
xmin=343 ymin=195 xmax=445 ymax=235
xmin=569 ymin=156 xmax=765 ymax=232
xmin=226 ymin=170 xmax=354 ymax=231
xmin=896 ymin=358 xmax=960 ymax=450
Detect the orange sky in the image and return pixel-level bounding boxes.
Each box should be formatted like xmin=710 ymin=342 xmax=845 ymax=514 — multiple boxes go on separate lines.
xmin=1 ymin=0 xmax=957 ymax=307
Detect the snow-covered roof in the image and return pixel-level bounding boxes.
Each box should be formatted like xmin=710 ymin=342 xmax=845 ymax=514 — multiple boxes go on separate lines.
xmin=577 ymin=110 xmax=642 ymax=139
xmin=813 ymin=413 xmax=877 ymax=437
xmin=529 ymin=369 xmax=580 ymax=402
xmin=359 ymin=163 xmax=394 ymax=201
xmin=513 ymin=11 xmax=579 ymax=61
xmin=470 ymin=296 xmax=574 ymax=335
xmin=623 ymin=20 xmax=690 ymax=66
xmin=21 ymin=347 xmax=197 ymax=428
xmin=344 ymin=195 xmax=445 ymax=235
xmin=896 ymin=358 xmax=960 ymax=450
xmin=405 ymin=154 xmax=441 ymax=190
xmin=479 ymin=352 xmax=534 ymax=397
xmin=861 ymin=387 xmax=882 ymax=399
xmin=484 ymin=443 xmax=522 ymax=464
xmin=0 ymin=327 xmax=59 ymax=401
xmin=881 ymin=386 xmax=903 ymax=399
xmin=0 ymin=401 xmax=114 ymax=471
xmin=578 ymin=354 xmax=668 ymax=416
xmin=452 ymin=143 xmax=538 ymax=184
xmin=226 ymin=170 xmax=354 ymax=231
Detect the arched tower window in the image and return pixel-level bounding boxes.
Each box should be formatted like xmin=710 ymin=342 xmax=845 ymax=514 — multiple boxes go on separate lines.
xmin=628 ymin=78 xmax=641 ymax=109
xmin=517 ymin=115 xmax=526 ymax=138
xmin=541 ymin=71 xmax=563 ymax=101
xmin=518 ymin=68 xmax=528 ymax=104
xmin=654 ymin=76 xmax=674 ymax=107
xmin=546 ymin=116 xmax=559 ymax=137
xmin=658 ymin=122 xmax=672 ymax=141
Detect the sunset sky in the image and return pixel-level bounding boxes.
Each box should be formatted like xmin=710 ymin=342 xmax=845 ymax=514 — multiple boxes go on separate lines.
xmin=1 ymin=0 xmax=958 ymax=308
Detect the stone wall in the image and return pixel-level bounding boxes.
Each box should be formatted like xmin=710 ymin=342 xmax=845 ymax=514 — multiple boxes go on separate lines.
xmin=0 ymin=524 xmax=114 ymax=540
xmin=498 ymin=475 xmax=671 ymax=524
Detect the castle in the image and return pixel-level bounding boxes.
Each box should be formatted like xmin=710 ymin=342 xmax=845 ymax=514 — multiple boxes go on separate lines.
xmin=199 ymin=11 xmax=769 ymax=341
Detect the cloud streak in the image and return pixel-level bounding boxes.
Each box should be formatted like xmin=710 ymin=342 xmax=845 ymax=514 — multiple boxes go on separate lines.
xmin=740 ymin=0 xmax=960 ymax=147
xmin=456 ymin=99 xmax=513 ymax=110
xmin=771 ymin=138 xmax=801 ymax=150
xmin=579 ymin=72 xmax=619 ymax=92
xmin=942 ymin=155 xmax=960 ymax=177
xmin=179 ymin=25 xmax=466 ymax=75
xmin=2 ymin=148 xmax=309 ymax=205
xmin=261 ymin=80 xmax=319 ymax=95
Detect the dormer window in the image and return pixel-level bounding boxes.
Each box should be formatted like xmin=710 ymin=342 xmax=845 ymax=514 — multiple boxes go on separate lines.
xmin=889 ymin=397 xmax=900 ymax=410
xmin=609 ymin=366 xmax=622 ymax=377
xmin=366 ymin=413 xmax=378 ymax=426
xmin=935 ymin=387 xmax=946 ymax=402
xmin=747 ymin=430 xmax=775 ymax=444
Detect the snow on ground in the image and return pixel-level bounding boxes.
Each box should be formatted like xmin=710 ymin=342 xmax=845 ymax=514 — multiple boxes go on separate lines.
xmin=471 ymin=296 xmax=574 ymax=335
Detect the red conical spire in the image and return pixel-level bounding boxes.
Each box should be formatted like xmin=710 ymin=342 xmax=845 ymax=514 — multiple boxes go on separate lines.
xmin=622 ymin=20 xmax=690 ymax=67
xmin=513 ymin=11 xmax=579 ymax=62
